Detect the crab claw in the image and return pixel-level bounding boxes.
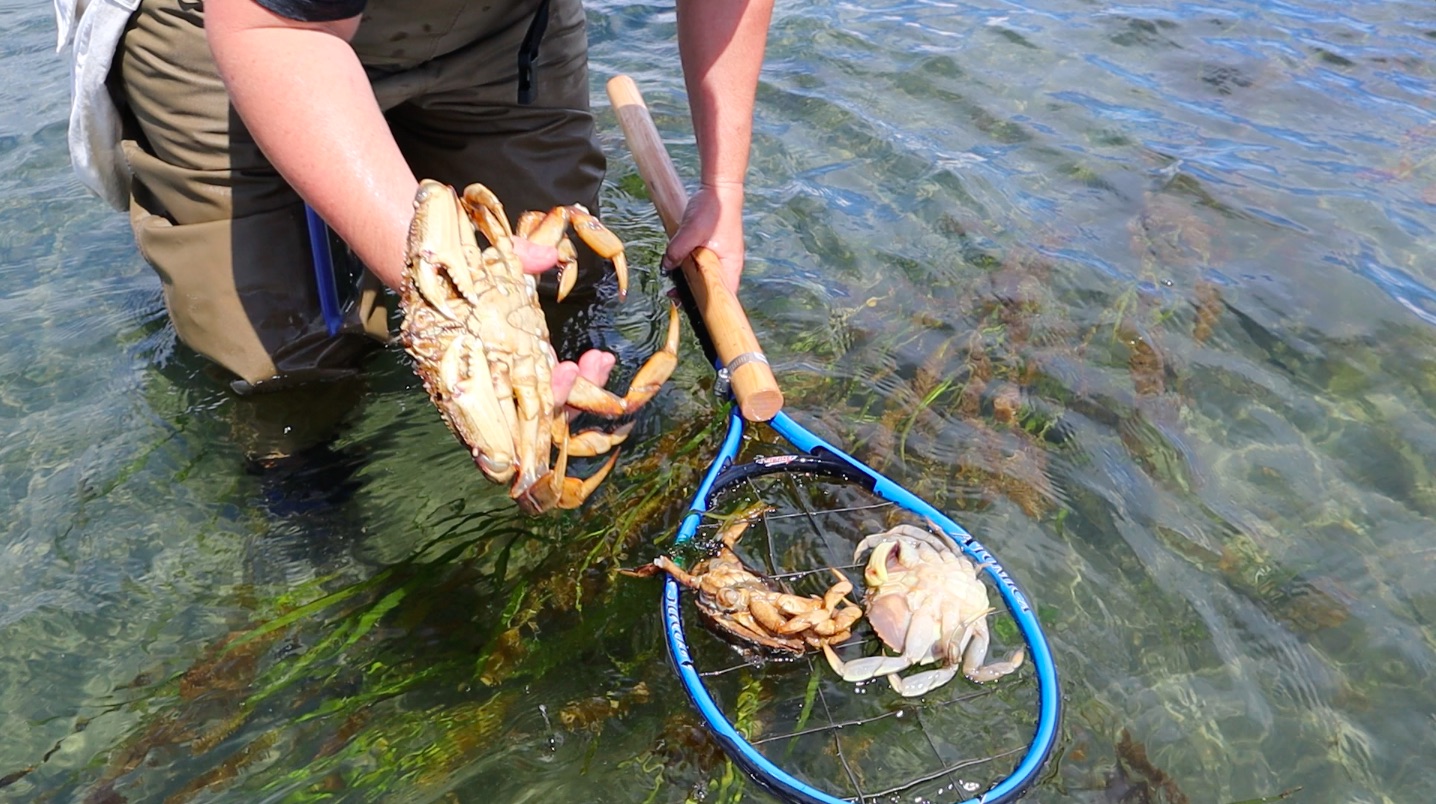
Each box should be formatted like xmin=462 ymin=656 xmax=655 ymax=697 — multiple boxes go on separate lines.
xmin=564 ymin=302 xmax=680 ymax=417
xmin=518 ymin=207 xmax=581 ymax=301
xmin=555 ymin=238 xmax=579 ymax=301
xmin=566 ymin=205 xmax=628 ymax=301
xmin=438 ymin=335 xmax=516 ymax=484
xmin=407 ymin=180 xmax=475 ymax=320
xmin=517 ymin=415 xmax=622 ymax=513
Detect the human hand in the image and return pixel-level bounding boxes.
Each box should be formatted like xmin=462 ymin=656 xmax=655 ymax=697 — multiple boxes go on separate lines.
xmin=661 ymin=182 xmax=746 ymax=294
xmin=507 ymin=239 xmax=617 ymax=404
xmin=511 ymin=236 xmax=562 ymax=275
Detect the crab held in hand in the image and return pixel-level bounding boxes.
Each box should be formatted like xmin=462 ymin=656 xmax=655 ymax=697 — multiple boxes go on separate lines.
xmin=823 ymin=524 xmax=1024 ymax=696
xmin=626 ymin=507 xmax=863 ymax=656
xmin=400 ymin=179 xmax=680 ymax=514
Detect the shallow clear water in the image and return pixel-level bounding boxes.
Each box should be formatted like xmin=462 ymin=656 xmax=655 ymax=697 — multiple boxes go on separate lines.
xmin=3 ymin=0 xmax=1434 ymax=802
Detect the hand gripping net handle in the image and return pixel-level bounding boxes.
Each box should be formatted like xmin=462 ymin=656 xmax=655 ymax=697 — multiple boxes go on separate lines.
xmin=607 ymin=75 xmax=784 ymax=422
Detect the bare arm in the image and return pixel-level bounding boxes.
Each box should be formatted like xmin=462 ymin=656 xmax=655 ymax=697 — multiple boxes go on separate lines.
xmin=206 ymin=0 xmax=417 ymax=290
xmin=205 ymin=0 xmax=607 ymax=399
xmin=668 ymin=0 xmax=775 ymax=293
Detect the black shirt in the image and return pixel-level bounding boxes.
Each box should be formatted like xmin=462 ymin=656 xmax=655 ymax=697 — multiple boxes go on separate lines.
xmin=254 ymin=0 xmax=366 ymax=21
xmin=252 ymin=0 xmax=554 ymax=105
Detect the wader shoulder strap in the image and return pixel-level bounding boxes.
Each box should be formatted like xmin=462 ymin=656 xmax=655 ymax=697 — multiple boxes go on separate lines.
xmin=515 ymin=0 xmax=552 ymax=105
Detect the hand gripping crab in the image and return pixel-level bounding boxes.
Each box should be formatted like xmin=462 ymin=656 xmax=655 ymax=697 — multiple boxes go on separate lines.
xmin=627 ymin=508 xmax=864 ymax=655
xmin=823 ymin=524 xmax=1025 ymax=696
xmin=400 ymin=180 xmax=681 ymax=513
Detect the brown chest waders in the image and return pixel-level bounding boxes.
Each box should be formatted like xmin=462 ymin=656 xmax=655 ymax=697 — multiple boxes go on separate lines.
xmin=116 ymin=0 xmax=605 ymax=392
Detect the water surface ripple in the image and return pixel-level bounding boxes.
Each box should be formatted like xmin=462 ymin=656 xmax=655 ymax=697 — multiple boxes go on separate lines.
xmin=1 ymin=0 xmax=1433 ymax=802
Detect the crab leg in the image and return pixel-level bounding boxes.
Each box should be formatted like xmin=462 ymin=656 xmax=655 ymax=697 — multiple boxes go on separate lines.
xmin=776 ymin=607 xmax=836 ymax=635
xmin=517 ymin=207 xmax=580 ymax=301
xmin=886 ymin=612 xmax=988 ymax=696
xmin=519 ymin=206 xmax=580 ymax=301
xmin=558 ymin=421 xmax=636 ymax=457
xmin=722 ymin=612 xmax=807 ymax=654
xmin=809 ymin=604 xmax=862 ymax=638
xmin=823 ymin=642 xmax=918 ymax=684
xmin=518 ymin=414 xmax=623 ymax=512
xmin=565 ymin=302 xmax=681 ymax=417
xmin=824 ymin=599 xmax=943 ymax=683
xmin=555 ymin=239 xmax=579 ymax=300
xmin=823 ymin=643 xmax=900 ymax=682
xmin=820 ymin=568 xmax=856 ymax=609
xmin=554 ymin=449 xmax=621 ymax=509
xmin=461 ymin=184 xmax=516 ymax=240
xmin=749 ymin=597 xmax=799 ymax=634
xmin=958 ymin=616 xmax=1026 ymax=683
xmin=885 ymin=666 xmax=959 ymax=697
xmin=508 ymin=349 xmax=551 ymax=503
xmin=648 ymin=556 xmax=702 ymax=588
xmin=566 ymin=206 xmax=628 ymax=301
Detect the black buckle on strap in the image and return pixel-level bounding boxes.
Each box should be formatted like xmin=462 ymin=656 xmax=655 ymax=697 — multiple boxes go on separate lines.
xmin=516 ymin=0 xmax=552 ymax=105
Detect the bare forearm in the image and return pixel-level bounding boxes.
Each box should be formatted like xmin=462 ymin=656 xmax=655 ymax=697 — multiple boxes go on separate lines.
xmin=206 ymin=0 xmax=417 ymax=290
xmin=676 ymin=0 xmax=774 ymax=190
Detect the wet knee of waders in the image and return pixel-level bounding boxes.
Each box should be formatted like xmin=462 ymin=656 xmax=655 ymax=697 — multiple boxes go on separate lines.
xmin=245 ymin=434 xmax=370 ymax=518
xmin=229 ymin=375 xmax=372 ymax=464
xmin=129 ymin=200 xmax=388 ymax=461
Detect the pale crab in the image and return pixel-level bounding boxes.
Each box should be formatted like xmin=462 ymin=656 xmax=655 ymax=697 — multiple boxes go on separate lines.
xmin=399 ymin=179 xmax=681 ymax=514
xmin=823 ymin=524 xmax=1025 ymax=696
xmin=626 ymin=506 xmax=864 ymax=656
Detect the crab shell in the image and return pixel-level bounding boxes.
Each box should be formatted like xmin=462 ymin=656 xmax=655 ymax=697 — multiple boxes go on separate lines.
xmin=399 ymin=180 xmax=680 ymax=514
xmin=823 ymin=524 xmax=1024 ymax=696
xmin=627 ymin=508 xmax=863 ymax=656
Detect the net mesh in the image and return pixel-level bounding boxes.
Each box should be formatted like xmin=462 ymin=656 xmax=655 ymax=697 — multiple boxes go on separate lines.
xmin=675 ymin=467 xmax=1041 ymax=803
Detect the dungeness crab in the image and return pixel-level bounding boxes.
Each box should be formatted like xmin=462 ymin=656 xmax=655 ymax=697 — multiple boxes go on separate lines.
xmin=626 ymin=507 xmax=864 ymax=655
xmin=400 ymin=180 xmax=680 ymax=513
xmin=823 ymin=524 xmax=1024 ymax=696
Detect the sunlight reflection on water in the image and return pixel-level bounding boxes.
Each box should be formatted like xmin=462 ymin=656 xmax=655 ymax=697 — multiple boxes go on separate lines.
xmin=1 ymin=0 xmax=1434 ymax=801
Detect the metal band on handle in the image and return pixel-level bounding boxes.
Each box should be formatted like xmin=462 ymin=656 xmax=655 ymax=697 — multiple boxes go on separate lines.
xmin=725 ymin=351 xmax=769 ymax=374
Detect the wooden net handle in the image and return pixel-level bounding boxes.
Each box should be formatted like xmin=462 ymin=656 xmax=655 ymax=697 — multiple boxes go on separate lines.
xmin=606 ymin=75 xmax=784 ymax=422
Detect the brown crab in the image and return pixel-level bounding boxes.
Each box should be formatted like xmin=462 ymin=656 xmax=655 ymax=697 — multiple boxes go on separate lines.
xmin=626 ymin=507 xmax=864 ymax=655
xmin=399 ymin=179 xmax=681 ymax=513
xmin=823 ymin=524 xmax=1024 ymax=696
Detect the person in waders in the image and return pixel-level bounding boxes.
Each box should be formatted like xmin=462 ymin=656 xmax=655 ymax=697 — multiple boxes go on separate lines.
xmin=54 ymin=0 xmax=771 ymax=469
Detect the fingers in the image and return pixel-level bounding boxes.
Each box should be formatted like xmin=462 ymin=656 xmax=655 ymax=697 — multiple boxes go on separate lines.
xmin=576 ymin=349 xmax=617 ymax=387
xmin=512 ymin=236 xmax=561 ymax=275
xmin=659 ymin=202 xmax=713 ymax=273
xmin=660 ymin=185 xmax=745 ymax=294
xmin=551 ymin=362 xmax=580 ymax=407
xmin=550 ymin=349 xmax=617 ymax=407
xmin=663 ymin=238 xmax=743 ymax=295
